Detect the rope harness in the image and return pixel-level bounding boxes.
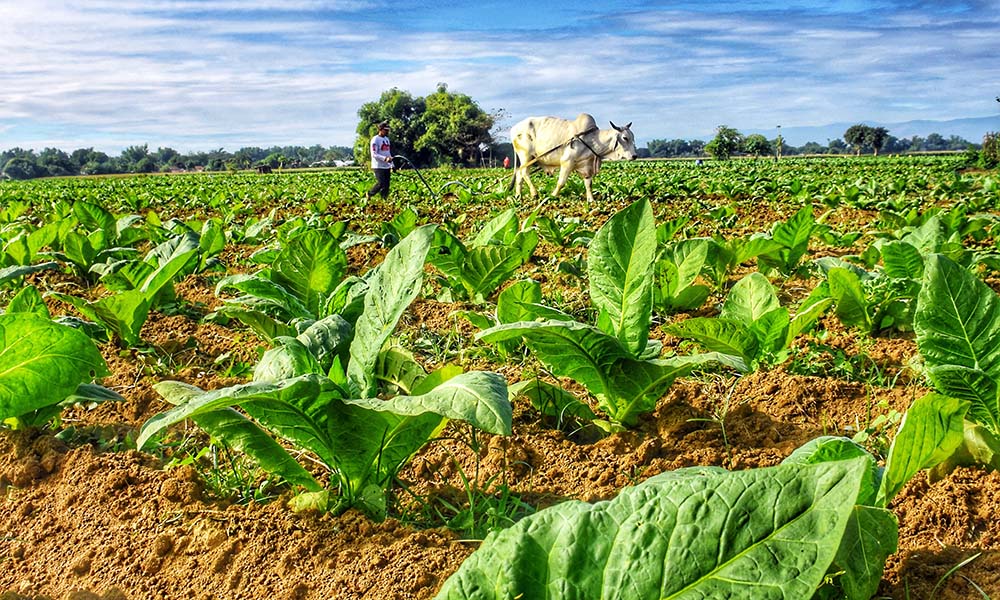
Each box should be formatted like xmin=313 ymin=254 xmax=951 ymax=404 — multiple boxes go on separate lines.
xmin=508 ymin=124 xmax=626 ymax=192
xmin=513 ymin=125 xmax=603 ymax=172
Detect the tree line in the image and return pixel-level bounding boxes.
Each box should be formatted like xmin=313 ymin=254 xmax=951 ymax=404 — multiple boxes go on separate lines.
xmin=0 ymin=144 xmax=354 ymax=180
xmin=652 ymin=124 xmax=981 ymax=160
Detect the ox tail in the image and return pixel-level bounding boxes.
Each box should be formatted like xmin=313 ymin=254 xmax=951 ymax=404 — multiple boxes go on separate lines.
xmin=506 ymin=154 xmax=518 ymax=191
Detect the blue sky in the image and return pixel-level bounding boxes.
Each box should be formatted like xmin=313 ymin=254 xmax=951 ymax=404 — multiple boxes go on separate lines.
xmin=2 ymin=0 xmax=998 ymax=153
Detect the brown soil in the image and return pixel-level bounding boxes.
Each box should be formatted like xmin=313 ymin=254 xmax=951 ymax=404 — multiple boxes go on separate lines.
xmin=3 ymin=204 xmax=1000 ymax=599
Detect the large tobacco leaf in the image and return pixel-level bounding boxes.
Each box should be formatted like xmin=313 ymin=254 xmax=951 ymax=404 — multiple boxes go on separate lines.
xmin=588 ymin=198 xmax=656 ymax=355
xmin=914 ymin=253 xmax=1000 ymax=433
xmin=876 ymin=392 xmax=968 ymax=505
xmin=0 ymin=314 xmax=109 ymax=420
xmin=271 ymin=228 xmax=348 ymax=317
xmin=436 ymin=457 xmax=873 ymax=599
xmin=348 ymin=224 xmax=436 ymax=398
xmin=478 ymin=320 xmax=705 ymax=426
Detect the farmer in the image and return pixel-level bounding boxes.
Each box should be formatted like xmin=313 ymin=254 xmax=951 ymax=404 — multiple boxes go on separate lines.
xmin=367 ymin=121 xmax=393 ymax=200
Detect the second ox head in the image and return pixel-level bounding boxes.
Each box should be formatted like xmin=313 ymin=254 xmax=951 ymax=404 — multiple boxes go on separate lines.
xmin=609 ymin=121 xmax=638 ymax=160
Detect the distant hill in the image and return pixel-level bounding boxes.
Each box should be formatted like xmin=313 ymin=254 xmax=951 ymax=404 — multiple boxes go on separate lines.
xmin=738 ymin=115 xmax=999 ymax=147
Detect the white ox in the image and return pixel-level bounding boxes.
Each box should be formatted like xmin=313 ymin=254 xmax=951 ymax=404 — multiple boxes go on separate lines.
xmin=511 ymin=113 xmax=638 ymax=204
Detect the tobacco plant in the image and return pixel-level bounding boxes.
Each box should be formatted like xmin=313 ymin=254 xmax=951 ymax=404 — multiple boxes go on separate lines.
xmin=666 ymin=271 xmax=831 ymax=373
xmin=50 ymin=249 xmax=198 ymax=347
xmin=139 ymin=226 xmax=512 ymax=519
xmin=429 ymin=208 xmax=538 ymax=303
xmin=653 ymin=237 xmax=712 ymax=313
xmin=478 ymin=200 xmax=714 ymax=428
xmin=213 ymin=225 xmax=361 ymax=340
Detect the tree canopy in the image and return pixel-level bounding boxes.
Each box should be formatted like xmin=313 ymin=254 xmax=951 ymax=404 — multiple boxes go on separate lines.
xmin=353 ymin=84 xmax=496 ymax=167
xmin=844 ymin=124 xmax=890 ymax=155
xmin=705 ymin=126 xmax=744 ymax=160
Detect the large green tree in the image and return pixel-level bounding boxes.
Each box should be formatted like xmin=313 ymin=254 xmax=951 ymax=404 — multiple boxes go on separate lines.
xmin=743 ymin=134 xmax=772 ymax=158
xmin=705 ymin=125 xmax=744 ymax=160
xmin=416 ymin=84 xmax=495 ymax=166
xmin=353 ymin=84 xmax=494 ymax=167
xmin=844 ymin=124 xmax=871 ymax=155
xmin=866 ymin=126 xmax=890 ymax=156
xmin=844 ymin=124 xmax=891 ymax=156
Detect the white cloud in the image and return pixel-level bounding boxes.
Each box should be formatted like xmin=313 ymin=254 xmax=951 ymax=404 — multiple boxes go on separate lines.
xmin=2 ymin=1 xmax=999 ymax=152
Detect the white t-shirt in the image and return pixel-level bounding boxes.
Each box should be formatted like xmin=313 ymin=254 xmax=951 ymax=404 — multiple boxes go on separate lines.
xmin=370 ymin=134 xmax=392 ymax=169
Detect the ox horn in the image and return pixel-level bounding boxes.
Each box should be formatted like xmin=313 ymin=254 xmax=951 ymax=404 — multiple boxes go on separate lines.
xmin=610 ymin=121 xmax=620 ymax=131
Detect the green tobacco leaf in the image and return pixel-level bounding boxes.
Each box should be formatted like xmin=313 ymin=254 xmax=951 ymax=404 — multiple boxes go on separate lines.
xmin=496 ymin=280 xmax=542 ymax=325
xmin=588 ymin=199 xmax=656 ymax=356
xmin=345 ymin=370 xmax=511 ymax=436
xmin=272 ymin=228 xmax=348 ymax=317
xmin=825 ymin=505 xmax=898 ymax=600
xmin=214 ymin=307 xmax=297 ymax=341
xmin=0 ymin=262 xmax=59 ymax=287
xmin=7 ymin=285 xmax=50 ymax=318
xmin=478 ymin=320 xmax=633 ymax=403
xmin=50 ymin=290 xmax=151 ymax=348
xmin=151 ymin=380 xmax=323 ymax=492
xmin=216 ymin=273 xmax=314 ymax=321
xmin=761 ymin=204 xmax=815 ymax=274
xmin=428 ymin=228 xmax=467 ymax=282
xmin=782 ymin=436 xmax=878 ymax=505
xmin=254 ymin=337 xmax=323 ymax=382
xmin=928 ymin=421 xmax=1000 ymax=480
xmin=376 ymin=345 xmax=429 ymax=395
xmin=880 ymin=240 xmax=924 ymax=280
xmin=470 ymin=208 xmax=519 ymax=248
xmin=0 ymin=314 xmax=108 ymax=420
xmin=139 ymin=375 xmax=329 ymax=452
xmin=749 ymin=307 xmax=790 ymax=360
xmin=666 ymin=317 xmax=756 ymax=371
xmin=61 ymin=231 xmax=96 ymax=270
xmin=435 ymin=458 xmax=869 ymax=600
xmin=877 ymin=392 xmax=969 ymax=506
xmin=295 ymin=315 xmax=353 ymax=374
xmin=141 ymin=248 xmax=198 ymax=307
xmin=914 ymin=253 xmax=1000 ymax=433
xmin=73 ymin=200 xmax=117 ymax=240
xmin=828 ymin=267 xmax=873 ymax=332
xmin=480 ymin=320 xmax=705 ymax=426
xmin=605 ymin=356 xmax=701 ymax=426
xmin=348 ymin=224 xmax=436 ymax=398
xmin=788 ymin=288 xmax=833 ymax=344
xmin=923 ymin=366 xmax=997 ymax=430
xmin=460 ymin=245 xmax=525 ymax=302
xmin=145 ymin=232 xmax=199 ymax=269
xmin=721 ymin=272 xmax=780 ymax=322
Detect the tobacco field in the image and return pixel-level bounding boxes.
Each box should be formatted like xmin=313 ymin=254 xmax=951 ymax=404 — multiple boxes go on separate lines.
xmin=1 ymin=155 xmax=1000 ymax=599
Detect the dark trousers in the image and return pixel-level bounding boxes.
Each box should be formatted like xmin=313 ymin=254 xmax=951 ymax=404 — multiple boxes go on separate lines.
xmin=368 ymin=168 xmax=391 ymax=199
